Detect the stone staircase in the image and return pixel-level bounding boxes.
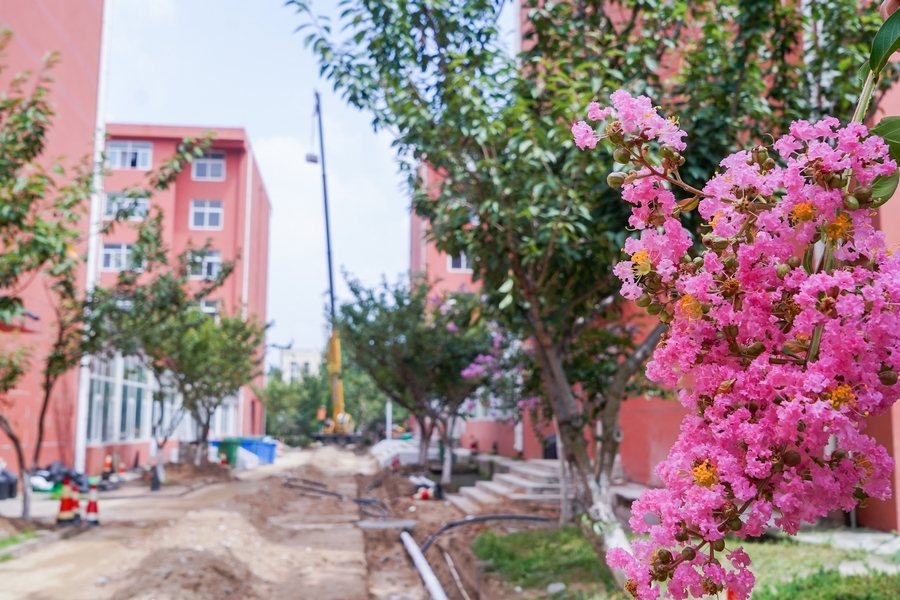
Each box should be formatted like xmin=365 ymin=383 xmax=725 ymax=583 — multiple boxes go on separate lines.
xmin=446 ymin=455 xmax=650 ymax=517
xmin=447 ymin=456 xmax=563 ymax=515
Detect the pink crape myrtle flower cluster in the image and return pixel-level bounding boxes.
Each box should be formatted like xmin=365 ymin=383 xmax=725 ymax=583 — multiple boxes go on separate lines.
xmin=572 ymin=91 xmax=900 ymax=600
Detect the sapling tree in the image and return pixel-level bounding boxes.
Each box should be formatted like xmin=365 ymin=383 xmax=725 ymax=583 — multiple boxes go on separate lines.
xmin=338 ymin=276 xmax=494 ymax=483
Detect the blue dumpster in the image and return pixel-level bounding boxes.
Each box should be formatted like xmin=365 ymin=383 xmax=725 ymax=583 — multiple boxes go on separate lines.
xmin=239 ymin=438 xmax=276 ymax=465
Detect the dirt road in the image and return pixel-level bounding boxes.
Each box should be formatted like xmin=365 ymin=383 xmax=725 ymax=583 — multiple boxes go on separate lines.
xmin=0 ymin=447 xmax=426 ymax=600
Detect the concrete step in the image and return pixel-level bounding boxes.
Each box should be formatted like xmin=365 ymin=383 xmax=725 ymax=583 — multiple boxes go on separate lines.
xmin=494 ymin=473 xmax=561 ymax=495
xmin=509 ymin=463 xmax=560 ymax=484
xmin=460 ymin=485 xmax=500 ymax=505
xmin=526 ymin=459 xmax=562 ymax=473
xmin=475 ymin=479 xmax=515 ymax=499
xmin=509 ymin=493 xmax=563 ymax=505
xmin=446 ymin=494 xmax=479 ymax=516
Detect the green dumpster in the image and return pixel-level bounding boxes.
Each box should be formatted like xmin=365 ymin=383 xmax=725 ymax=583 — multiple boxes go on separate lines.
xmin=220 ymin=438 xmax=240 ymax=466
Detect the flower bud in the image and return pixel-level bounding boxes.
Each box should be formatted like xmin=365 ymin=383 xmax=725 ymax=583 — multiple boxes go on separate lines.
xmin=613 ymin=148 xmax=631 ymax=164
xmin=832 ymin=449 xmax=847 ymax=461
xmin=647 ymin=302 xmax=662 ymax=315
xmin=712 ymin=539 xmax=725 ymax=552
xmin=728 ymin=517 xmax=742 ymax=531
xmin=607 ymin=172 xmax=626 ymax=188
xmin=635 ymin=293 xmax=652 ymax=308
xmin=783 ymin=450 xmax=802 ymax=467
xmin=660 ymin=144 xmax=676 ymax=160
xmin=712 ymin=237 xmax=730 ymax=251
xmin=787 ymin=256 xmax=802 ymax=268
xmin=854 ymin=185 xmax=873 ymax=202
xmin=776 ymin=263 xmax=791 ymax=279
xmin=606 ymin=121 xmax=625 ymax=145
xmin=674 ymin=530 xmax=689 ymax=542
xmin=853 ymin=488 xmax=868 ymax=501
xmin=659 ymin=311 xmax=673 ymax=324
xmin=752 ymin=146 xmax=768 ymax=165
xmin=657 ymin=549 xmax=672 ymax=564
xmin=843 ymin=195 xmax=860 ymax=211
xmin=879 ymin=369 xmax=898 ymax=386
xmin=681 ymin=547 xmax=696 ymax=561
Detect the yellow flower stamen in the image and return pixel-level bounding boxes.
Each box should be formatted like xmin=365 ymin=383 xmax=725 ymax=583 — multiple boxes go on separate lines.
xmin=826 ymin=213 xmax=853 ymax=240
xmin=791 ymin=202 xmax=817 ymax=223
xmin=692 ymin=460 xmax=718 ymax=488
xmin=631 ymin=249 xmax=652 ymax=276
xmin=679 ymin=294 xmax=704 ymax=320
xmin=823 ymin=384 xmax=856 ymax=409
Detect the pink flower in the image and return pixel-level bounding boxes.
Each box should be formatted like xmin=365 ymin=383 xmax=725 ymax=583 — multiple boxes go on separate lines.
xmin=571 ymin=121 xmax=597 ymax=150
xmin=588 ymin=102 xmax=613 ymax=121
xmin=446 ymin=322 xmax=458 ymax=333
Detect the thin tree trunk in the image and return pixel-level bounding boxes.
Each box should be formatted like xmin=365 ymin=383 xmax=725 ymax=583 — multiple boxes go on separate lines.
xmin=415 ymin=415 xmax=432 ymax=467
xmin=440 ymin=414 xmax=456 ymax=486
xmin=531 ymin=338 xmax=629 ymax=588
xmin=31 ymin=373 xmax=57 ymax=472
xmin=0 ymin=414 xmax=31 ymax=520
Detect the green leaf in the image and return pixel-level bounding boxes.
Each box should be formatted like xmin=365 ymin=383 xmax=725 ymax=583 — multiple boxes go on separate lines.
xmin=498 ymin=294 xmax=513 ymax=310
xmin=498 ymin=279 xmax=514 ymax=294
xmin=871 ymin=170 xmax=900 ymax=207
xmin=870 ymin=9 xmax=900 ymax=75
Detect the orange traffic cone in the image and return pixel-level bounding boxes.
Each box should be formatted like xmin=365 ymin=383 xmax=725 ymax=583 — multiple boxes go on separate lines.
xmin=70 ymin=479 xmax=82 ymax=525
xmin=117 ymin=456 xmax=127 ymax=479
xmin=102 ymin=454 xmax=113 ymax=480
xmin=85 ymin=483 xmax=100 ymax=526
xmin=56 ymin=477 xmax=74 ymax=525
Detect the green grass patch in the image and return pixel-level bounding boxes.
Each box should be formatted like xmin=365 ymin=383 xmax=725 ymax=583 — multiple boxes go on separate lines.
xmin=0 ymin=530 xmax=36 ymax=552
xmin=751 ymin=568 xmax=900 ymax=599
xmin=737 ymin=536 xmax=867 ymax=591
xmin=472 ymin=526 xmax=619 ymax=595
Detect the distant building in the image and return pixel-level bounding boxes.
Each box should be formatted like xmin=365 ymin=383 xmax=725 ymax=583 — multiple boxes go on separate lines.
xmin=0 ymin=3 xmax=271 ymax=477
xmin=279 ymin=349 xmax=322 ymax=382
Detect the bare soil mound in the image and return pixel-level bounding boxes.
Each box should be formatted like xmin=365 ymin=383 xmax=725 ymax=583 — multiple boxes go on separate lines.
xmin=110 ymin=547 xmax=262 ymax=600
xmin=163 ymin=461 xmax=235 ymax=486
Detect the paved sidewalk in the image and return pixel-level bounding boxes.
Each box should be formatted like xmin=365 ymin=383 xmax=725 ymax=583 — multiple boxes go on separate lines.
xmin=795 ymin=529 xmax=900 ymax=576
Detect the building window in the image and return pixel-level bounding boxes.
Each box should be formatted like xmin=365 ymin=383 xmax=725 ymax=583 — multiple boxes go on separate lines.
xmin=192 ymin=151 xmax=226 ymax=181
xmin=189 ymin=200 xmax=223 ymax=230
xmin=101 ymin=243 xmax=133 ymax=272
xmin=104 ymin=193 xmax=149 ymax=220
xmin=201 ymin=299 xmax=220 ymax=323
xmin=106 ymin=141 xmax=152 ymax=170
xmin=448 ymin=253 xmax=472 ymax=272
xmin=189 ymin=250 xmax=222 ymax=279
xmin=290 ymin=362 xmax=299 ymax=382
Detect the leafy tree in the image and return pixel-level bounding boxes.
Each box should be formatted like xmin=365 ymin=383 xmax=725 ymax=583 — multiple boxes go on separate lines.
xmin=260 ymin=360 xmax=397 ymax=446
xmin=338 ymin=275 xmax=494 ymax=483
xmin=293 ymin=0 xmax=899 ymax=576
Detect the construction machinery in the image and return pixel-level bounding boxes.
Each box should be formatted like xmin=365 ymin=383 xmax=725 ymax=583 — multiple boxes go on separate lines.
xmin=308 ymin=91 xmax=360 ymax=445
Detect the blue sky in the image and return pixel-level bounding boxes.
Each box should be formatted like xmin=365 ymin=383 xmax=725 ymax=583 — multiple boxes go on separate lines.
xmin=105 ymin=0 xmax=516 ymax=365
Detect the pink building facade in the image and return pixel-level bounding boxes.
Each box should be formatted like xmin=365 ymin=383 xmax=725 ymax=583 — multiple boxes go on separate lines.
xmin=0 ymin=2 xmax=271 ymax=478
xmin=0 ymin=1 xmax=106 ymax=475
xmin=83 ymin=124 xmax=271 ymax=475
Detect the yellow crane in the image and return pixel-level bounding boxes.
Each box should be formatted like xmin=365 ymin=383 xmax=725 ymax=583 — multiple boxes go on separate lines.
xmin=308 ymin=91 xmax=360 ymax=445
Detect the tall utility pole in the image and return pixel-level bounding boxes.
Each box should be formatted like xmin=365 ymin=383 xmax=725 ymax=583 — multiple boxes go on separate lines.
xmin=310 ymin=91 xmax=345 ymax=432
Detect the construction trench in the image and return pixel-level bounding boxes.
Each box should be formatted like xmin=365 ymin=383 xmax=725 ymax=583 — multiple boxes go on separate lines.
xmin=0 ymin=446 xmax=562 ymax=600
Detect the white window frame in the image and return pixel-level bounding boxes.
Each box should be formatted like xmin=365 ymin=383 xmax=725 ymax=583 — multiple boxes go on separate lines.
xmin=447 ymin=253 xmax=472 ymax=272
xmin=201 ymin=299 xmax=220 ymax=324
xmin=101 ymin=243 xmax=133 ymax=272
xmin=189 ymin=250 xmax=222 ymax=280
xmin=189 ymin=200 xmax=224 ymax=230
xmin=192 ymin=151 xmax=226 ymax=181
xmin=106 ymin=141 xmax=153 ymax=170
xmin=103 ymin=193 xmax=149 ymax=221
